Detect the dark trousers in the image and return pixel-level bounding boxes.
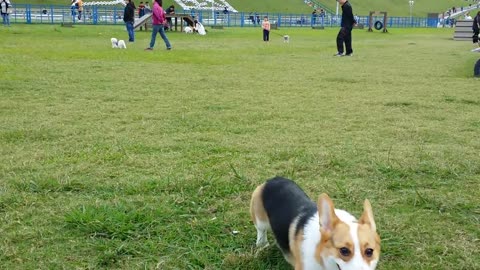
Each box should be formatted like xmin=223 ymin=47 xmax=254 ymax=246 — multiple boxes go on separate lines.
xmin=263 ymin=29 xmax=270 ymax=41
xmin=474 ymin=59 xmax=480 ymax=77
xmin=473 ymin=29 xmax=479 ymax=43
xmin=336 ymin=27 xmax=353 ymax=54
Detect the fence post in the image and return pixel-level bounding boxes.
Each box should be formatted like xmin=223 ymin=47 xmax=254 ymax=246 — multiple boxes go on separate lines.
xmin=26 ymin=4 xmax=31 ymax=24
xmin=93 ymin=5 xmax=98 ymax=25
xmin=50 ymin=5 xmax=54 ymax=24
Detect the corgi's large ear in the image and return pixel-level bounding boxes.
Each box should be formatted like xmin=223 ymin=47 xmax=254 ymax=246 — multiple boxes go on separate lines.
xmin=317 ymin=193 xmax=340 ymax=233
xmin=358 ymin=199 xmax=376 ymax=232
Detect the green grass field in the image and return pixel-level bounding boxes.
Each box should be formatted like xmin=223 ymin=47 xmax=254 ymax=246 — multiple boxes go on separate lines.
xmin=1 ymin=24 xmax=479 ymax=269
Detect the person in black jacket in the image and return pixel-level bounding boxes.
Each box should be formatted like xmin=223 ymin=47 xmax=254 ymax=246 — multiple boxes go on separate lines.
xmin=334 ymin=0 xmax=357 ymax=56
xmin=165 ymin=5 xmax=175 ymax=31
xmin=472 ymin=11 xmax=480 ymax=46
xmin=123 ymin=0 xmax=136 ymax=42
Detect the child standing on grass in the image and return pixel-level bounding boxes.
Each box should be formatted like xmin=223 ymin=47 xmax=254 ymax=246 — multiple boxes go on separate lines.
xmin=262 ymin=16 xmax=270 ymax=42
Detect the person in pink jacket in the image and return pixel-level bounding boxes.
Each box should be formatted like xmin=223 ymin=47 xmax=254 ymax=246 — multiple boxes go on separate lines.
xmin=145 ymin=0 xmax=171 ymax=50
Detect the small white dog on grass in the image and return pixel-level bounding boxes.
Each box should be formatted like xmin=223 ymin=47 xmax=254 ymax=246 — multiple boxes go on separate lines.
xmin=184 ymin=26 xmax=193 ymax=34
xmin=283 ymin=35 xmax=290 ymax=43
xmin=110 ymin=37 xmax=127 ymax=49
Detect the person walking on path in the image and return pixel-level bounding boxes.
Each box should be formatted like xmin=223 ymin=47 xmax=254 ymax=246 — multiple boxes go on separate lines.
xmin=334 ymin=0 xmax=357 ymax=56
xmin=145 ymin=0 xmax=171 ymax=51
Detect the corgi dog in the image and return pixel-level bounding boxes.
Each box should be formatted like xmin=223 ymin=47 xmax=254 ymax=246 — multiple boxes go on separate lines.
xmin=250 ymin=177 xmax=380 ymax=270
xmin=111 ymin=37 xmax=118 ymax=48
xmin=117 ymin=40 xmax=127 ymax=49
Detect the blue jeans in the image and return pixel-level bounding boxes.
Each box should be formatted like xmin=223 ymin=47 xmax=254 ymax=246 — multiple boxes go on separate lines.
xmin=125 ymin=21 xmax=134 ymax=42
xmin=149 ymin=24 xmax=171 ymax=49
xmin=1 ymin=13 xmax=10 ymax=26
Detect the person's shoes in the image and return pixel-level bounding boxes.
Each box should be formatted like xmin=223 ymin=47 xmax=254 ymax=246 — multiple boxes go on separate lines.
xmin=345 ymin=53 xmax=353 ymax=56
xmin=166 ymin=47 xmax=172 ymax=50
xmin=145 ymin=47 xmax=153 ymax=51
xmin=334 ymin=52 xmax=344 ymax=57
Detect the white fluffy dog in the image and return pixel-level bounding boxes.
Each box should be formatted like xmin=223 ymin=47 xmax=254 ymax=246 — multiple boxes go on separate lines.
xmin=184 ymin=26 xmax=193 ymax=34
xmin=111 ymin=37 xmax=118 ymax=48
xmin=283 ymin=35 xmax=290 ymax=43
xmin=117 ymin=40 xmax=127 ymax=49
xmin=110 ymin=37 xmax=126 ymax=49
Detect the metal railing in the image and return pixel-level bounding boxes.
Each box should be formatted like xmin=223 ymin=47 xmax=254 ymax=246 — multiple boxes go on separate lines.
xmin=8 ymin=4 xmax=448 ymax=28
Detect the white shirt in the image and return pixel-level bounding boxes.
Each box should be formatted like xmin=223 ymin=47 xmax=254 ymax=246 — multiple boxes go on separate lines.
xmin=196 ymin=22 xmax=206 ymax=35
xmin=0 ymin=0 xmax=11 ymax=14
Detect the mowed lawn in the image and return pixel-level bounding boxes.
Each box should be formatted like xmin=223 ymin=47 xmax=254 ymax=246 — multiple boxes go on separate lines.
xmin=0 ymin=25 xmax=479 ymax=269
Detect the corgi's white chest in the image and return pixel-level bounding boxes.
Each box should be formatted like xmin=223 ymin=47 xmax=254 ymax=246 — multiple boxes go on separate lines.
xmin=301 ymin=213 xmax=323 ymax=269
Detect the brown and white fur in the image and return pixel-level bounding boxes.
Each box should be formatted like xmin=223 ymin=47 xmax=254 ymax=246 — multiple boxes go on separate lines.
xmin=250 ymin=177 xmax=380 ymax=270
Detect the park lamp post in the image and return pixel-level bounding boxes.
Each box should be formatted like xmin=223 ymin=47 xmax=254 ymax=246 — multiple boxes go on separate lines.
xmin=409 ymin=0 xmax=414 ymax=25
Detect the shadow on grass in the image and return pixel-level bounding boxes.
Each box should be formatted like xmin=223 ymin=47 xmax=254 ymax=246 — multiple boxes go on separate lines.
xmin=223 ymin=245 xmax=291 ymax=269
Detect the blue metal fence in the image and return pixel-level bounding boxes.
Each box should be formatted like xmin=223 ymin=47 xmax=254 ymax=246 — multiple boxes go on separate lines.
xmin=9 ymin=4 xmax=445 ymax=28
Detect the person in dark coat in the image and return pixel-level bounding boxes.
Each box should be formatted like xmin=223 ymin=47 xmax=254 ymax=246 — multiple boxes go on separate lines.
xmin=165 ymin=5 xmax=175 ymax=31
xmin=123 ymin=0 xmax=136 ymax=42
xmin=472 ymin=11 xmax=480 ymax=45
xmin=334 ymin=0 xmax=357 ymax=56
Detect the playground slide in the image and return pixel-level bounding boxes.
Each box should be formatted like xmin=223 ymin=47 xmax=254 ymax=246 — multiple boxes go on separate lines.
xmin=183 ymin=16 xmax=194 ymax=27
xmin=133 ymin=13 xmax=152 ymax=29
xmin=444 ymin=5 xmax=479 ymax=19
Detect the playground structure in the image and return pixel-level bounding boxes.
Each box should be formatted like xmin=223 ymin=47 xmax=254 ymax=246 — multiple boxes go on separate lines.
xmin=303 ymin=0 xmax=334 ymax=16
xmin=79 ymin=0 xmax=238 ymax=13
xmin=82 ymin=0 xmax=124 ymax=6
xmin=453 ymin=19 xmax=475 ymax=41
xmin=133 ymin=13 xmax=195 ymax=31
xmin=442 ymin=3 xmax=480 ymax=20
xmin=169 ymin=0 xmax=237 ymax=12
xmin=368 ymin=11 xmax=388 ymax=33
